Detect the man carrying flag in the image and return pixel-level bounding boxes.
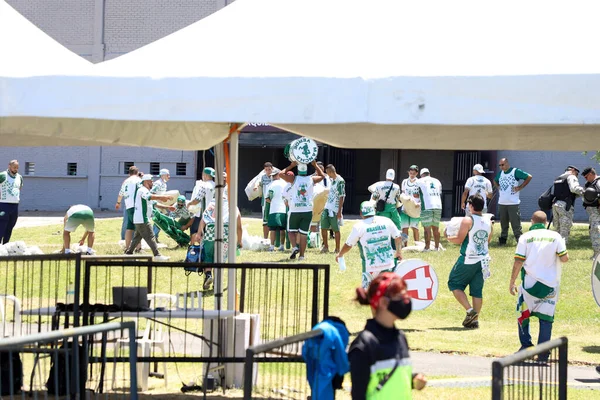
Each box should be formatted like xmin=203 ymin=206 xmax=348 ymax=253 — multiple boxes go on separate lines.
xmin=509 ymin=211 xmax=569 ymax=362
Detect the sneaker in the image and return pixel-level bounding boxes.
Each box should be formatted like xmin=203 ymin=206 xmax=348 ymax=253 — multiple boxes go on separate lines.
xmin=290 ymin=247 xmax=300 ymax=260
xmin=203 ymin=272 xmax=214 ymax=290
xmin=267 ymin=245 xmax=275 ymax=252
xmin=86 ymin=248 xmax=96 ymax=255
xmin=462 ymin=309 xmax=478 ymax=327
xmin=320 ymin=247 xmax=329 ymax=254
xmin=422 ymin=248 xmax=431 ymax=253
xmin=154 ymin=255 xmax=170 ymax=262
xmin=464 ymin=321 xmax=479 ymax=329
xmin=498 ymin=240 xmax=507 ymax=246
xmin=298 ymin=256 xmax=305 ymax=261
xmin=278 ymin=245 xmax=285 ymax=252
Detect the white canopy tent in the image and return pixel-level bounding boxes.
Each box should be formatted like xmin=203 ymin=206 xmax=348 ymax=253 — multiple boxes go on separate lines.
xmin=2 ymin=0 xmax=600 ymax=151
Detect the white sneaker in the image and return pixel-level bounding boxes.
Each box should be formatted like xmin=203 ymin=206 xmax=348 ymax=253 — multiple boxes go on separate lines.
xmin=422 ymin=248 xmax=431 ymax=253
xmin=298 ymin=256 xmax=305 ymax=261
xmin=278 ymin=246 xmax=285 ymax=252
xmin=267 ymin=245 xmax=275 ymax=252
xmin=154 ymin=255 xmax=170 ymax=262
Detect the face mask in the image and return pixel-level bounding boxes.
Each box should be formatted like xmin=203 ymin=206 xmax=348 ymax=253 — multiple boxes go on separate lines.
xmin=387 ymin=298 xmax=412 ymax=320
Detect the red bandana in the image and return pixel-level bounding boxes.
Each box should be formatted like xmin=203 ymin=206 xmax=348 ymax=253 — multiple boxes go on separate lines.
xmin=370 ymin=272 xmax=396 ymax=309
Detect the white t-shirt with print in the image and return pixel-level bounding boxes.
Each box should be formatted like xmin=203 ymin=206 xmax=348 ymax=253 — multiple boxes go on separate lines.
xmin=0 ymin=171 xmax=23 ymax=204
xmin=286 ymin=176 xmax=314 ymax=213
xmin=192 ymin=180 xmax=215 ymax=217
xmin=346 ymin=215 xmax=401 ymax=273
xmin=417 ymin=176 xmax=442 ymax=210
xmin=515 ymin=227 xmax=567 ymax=288
xmin=133 ymin=184 xmax=153 ymax=224
xmin=401 ymin=177 xmax=421 ymax=206
xmin=464 ymin=175 xmax=493 ymax=208
xmin=119 ymin=175 xmax=141 ymax=210
xmin=369 ymin=181 xmax=401 ymax=205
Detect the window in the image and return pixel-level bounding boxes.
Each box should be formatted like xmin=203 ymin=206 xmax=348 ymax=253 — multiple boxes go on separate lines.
xmin=176 ymin=163 xmax=187 ymax=176
xmin=123 ymin=161 xmax=134 ymax=175
xmin=25 ymin=162 xmax=35 ymax=176
xmin=67 ymin=163 xmax=77 ymax=176
xmin=150 ymin=163 xmax=160 ymax=175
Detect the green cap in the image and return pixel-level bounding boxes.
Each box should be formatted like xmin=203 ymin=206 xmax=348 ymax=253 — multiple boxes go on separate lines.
xmin=409 ymin=164 xmax=419 ymax=171
xmin=360 ymin=201 xmax=376 ymax=217
xmin=203 ymin=167 xmax=216 ymax=178
xmin=177 ymin=195 xmax=186 ymax=203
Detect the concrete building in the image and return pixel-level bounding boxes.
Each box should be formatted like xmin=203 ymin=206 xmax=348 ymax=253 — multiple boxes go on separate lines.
xmin=5 ymin=1 xmax=597 ymax=220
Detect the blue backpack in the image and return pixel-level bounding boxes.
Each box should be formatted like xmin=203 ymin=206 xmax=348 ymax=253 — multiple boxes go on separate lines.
xmin=184 ymin=244 xmax=204 ymax=275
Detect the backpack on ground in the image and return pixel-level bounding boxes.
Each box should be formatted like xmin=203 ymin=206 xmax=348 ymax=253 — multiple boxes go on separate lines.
xmin=0 ymin=351 xmax=23 ymax=395
xmin=184 ymin=244 xmax=204 ymax=275
xmin=538 ymin=185 xmax=555 ymax=211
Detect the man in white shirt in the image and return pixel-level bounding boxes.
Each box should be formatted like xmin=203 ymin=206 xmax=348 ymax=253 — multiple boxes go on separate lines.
xmin=461 ymin=164 xmax=493 ymax=216
xmin=63 ymin=204 xmax=95 ymax=255
xmin=151 ymin=168 xmax=170 ymax=241
xmin=417 ymin=168 xmax=443 ymax=251
xmin=401 ymin=165 xmax=421 ymax=244
xmin=266 ymin=169 xmax=287 ymax=251
xmin=509 ymin=211 xmax=568 ymax=361
xmin=493 ymin=158 xmax=532 ymax=245
xmin=0 ymin=160 xmax=23 ymax=244
xmin=280 ymin=161 xmax=325 ymax=260
xmin=369 ymin=169 xmax=402 ymax=230
xmin=321 ymin=164 xmax=345 ymax=253
xmin=260 ymin=162 xmax=274 ymax=239
xmin=188 ymin=167 xmax=216 ymax=236
xmin=125 ymin=174 xmax=174 ymax=260
xmin=446 ymin=195 xmax=493 ymax=329
xmin=336 ymin=201 xmax=403 ymax=290
xmin=116 ymin=166 xmax=141 ymax=250
xmin=311 ymin=161 xmax=330 ymax=235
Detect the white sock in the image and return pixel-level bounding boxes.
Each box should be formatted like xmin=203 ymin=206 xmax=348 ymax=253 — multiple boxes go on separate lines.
xmin=65 ymin=249 xmax=71 ymax=254
xmin=467 ymin=308 xmax=473 ymax=313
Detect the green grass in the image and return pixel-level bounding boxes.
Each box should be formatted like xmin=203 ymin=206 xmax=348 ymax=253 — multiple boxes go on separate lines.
xmin=8 ymin=216 xmax=600 ymax=394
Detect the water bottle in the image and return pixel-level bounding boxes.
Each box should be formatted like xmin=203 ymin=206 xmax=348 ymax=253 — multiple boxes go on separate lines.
xmin=66 ymin=282 xmax=75 ymax=304
xmin=338 ymin=257 xmax=347 ymax=272
xmin=338 ymin=216 xmax=344 ymax=227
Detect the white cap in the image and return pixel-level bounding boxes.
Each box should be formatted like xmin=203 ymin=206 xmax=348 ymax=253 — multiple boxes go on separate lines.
xmin=159 ymin=168 xmax=170 ymax=176
xmin=141 ymin=174 xmax=153 ymax=182
xmin=386 ymin=169 xmax=395 ymax=180
xmin=420 ymin=168 xmax=430 ymax=175
xmin=473 ymin=164 xmax=484 ymax=173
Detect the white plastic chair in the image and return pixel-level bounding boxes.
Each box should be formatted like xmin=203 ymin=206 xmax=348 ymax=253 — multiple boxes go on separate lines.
xmin=0 ymin=294 xmax=21 ymax=338
xmin=111 ymin=293 xmax=176 ymax=390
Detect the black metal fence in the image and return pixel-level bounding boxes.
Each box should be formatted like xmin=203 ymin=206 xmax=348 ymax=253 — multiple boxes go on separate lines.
xmin=244 ymin=329 xmax=324 ymax=399
xmin=0 ymin=321 xmax=138 ymax=399
xmin=492 ymin=337 xmax=568 ymax=400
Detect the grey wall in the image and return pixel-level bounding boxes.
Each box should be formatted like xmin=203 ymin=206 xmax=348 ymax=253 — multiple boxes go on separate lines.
xmin=500 ymin=151 xmax=596 ymax=221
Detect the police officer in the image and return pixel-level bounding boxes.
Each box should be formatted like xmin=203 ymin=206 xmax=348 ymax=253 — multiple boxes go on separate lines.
xmin=552 ymin=166 xmax=583 ymax=243
xmin=582 ymin=167 xmax=600 ymax=260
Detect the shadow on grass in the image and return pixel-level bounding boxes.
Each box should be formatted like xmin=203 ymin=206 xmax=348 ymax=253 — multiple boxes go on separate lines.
xmin=428 ymin=327 xmax=469 ymax=332
xmin=582 ymin=346 xmax=600 ymax=354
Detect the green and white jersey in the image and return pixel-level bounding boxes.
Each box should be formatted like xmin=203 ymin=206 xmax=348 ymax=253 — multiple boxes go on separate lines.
xmin=132 ymin=183 xmax=153 ymax=224
xmin=267 ymin=179 xmax=288 ymax=214
xmin=0 ymin=171 xmax=23 ymax=203
xmin=325 ymin=175 xmax=346 ymax=213
xmin=401 ymin=177 xmax=421 ymax=206
xmin=286 ymin=176 xmax=314 ymax=213
xmin=192 ymin=180 xmax=215 ymax=217
xmin=465 ymin=175 xmax=492 ymax=208
xmin=202 ymin=200 xmax=240 ymax=242
xmin=460 ymin=214 xmax=491 ymax=264
xmin=118 ymin=175 xmax=141 ymax=210
xmin=494 ymin=167 xmax=530 ymax=205
xmin=169 ymin=205 xmax=194 ymax=221
xmin=151 ymin=178 xmax=167 ymax=194
xmin=417 ymin=176 xmax=442 ymax=210
xmin=346 ymin=215 xmax=401 ymax=274
xmin=369 ymin=181 xmax=401 ymax=205
xmin=67 ymin=204 xmax=94 ymax=219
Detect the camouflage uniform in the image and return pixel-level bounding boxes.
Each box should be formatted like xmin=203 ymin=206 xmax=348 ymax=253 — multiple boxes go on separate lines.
xmin=552 ymin=201 xmax=574 ymax=243
xmin=586 ymin=206 xmax=600 ymax=258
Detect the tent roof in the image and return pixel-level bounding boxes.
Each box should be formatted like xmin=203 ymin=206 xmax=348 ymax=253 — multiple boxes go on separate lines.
xmin=1 ymin=0 xmax=600 ymax=150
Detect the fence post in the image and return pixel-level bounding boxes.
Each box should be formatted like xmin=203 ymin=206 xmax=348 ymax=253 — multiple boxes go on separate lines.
xmin=311 ymin=267 xmax=319 ymax=328
xmin=558 ymin=337 xmax=568 ymax=400
xmin=491 ymin=361 xmax=503 ymax=400
xmin=127 ymin=322 xmax=139 ymax=399
xmin=323 ymin=265 xmax=330 ymax=320
xmin=243 ymin=348 xmax=255 ymax=399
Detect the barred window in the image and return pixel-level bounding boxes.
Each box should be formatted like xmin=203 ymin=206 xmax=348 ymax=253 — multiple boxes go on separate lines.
xmin=123 ymin=161 xmax=134 ymax=174
xmin=150 ymin=162 xmax=160 ymax=175
xmin=25 ymin=162 xmax=35 ymax=175
xmin=176 ymin=163 xmax=186 ymax=176
xmin=67 ymin=163 xmax=77 ymax=176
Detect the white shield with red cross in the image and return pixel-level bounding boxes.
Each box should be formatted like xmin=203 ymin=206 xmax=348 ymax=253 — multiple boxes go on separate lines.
xmin=395 ymin=258 xmax=439 ymax=310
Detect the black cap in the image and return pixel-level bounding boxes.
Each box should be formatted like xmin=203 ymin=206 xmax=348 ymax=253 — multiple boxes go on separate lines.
xmin=582 ymin=166 xmax=596 ymax=176
xmin=567 ymin=165 xmax=580 ymax=173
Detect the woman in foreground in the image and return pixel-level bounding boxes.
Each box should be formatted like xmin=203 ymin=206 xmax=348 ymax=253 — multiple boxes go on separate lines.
xmin=348 ymin=272 xmax=427 ymax=399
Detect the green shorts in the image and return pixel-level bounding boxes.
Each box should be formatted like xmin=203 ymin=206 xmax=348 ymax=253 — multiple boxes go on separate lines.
xmin=448 ymin=256 xmax=484 ymax=298
xmin=288 ymin=211 xmax=313 ymax=235
xmin=65 ymin=211 xmax=95 ymax=233
xmin=320 ymin=213 xmax=340 ymax=232
xmin=268 ymin=213 xmax=287 ymax=230
xmin=203 ymin=241 xmax=214 ymax=263
xmin=126 ymin=208 xmax=135 ymax=230
xmin=262 ymin=198 xmax=269 ymax=225
xmin=421 ymin=209 xmax=442 ymax=227
xmin=400 ymin=211 xmax=420 ymax=229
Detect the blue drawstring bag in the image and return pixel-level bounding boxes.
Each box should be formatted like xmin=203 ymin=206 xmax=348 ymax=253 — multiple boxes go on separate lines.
xmin=184 ymin=244 xmax=204 ymax=276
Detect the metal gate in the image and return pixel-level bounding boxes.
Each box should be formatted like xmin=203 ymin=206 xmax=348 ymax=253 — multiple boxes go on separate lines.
xmin=452 ymin=151 xmax=480 ymax=216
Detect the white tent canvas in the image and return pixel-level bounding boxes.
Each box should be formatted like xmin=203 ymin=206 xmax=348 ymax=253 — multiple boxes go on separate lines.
xmin=2 ymin=0 xmax=600 ymax=151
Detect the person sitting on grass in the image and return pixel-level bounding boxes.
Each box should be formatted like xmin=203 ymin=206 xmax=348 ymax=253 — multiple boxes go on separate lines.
xmin=349 ymin=272 xmax=426 ymax=399
xmin=63 ymin=204 xmax=95 ymax=255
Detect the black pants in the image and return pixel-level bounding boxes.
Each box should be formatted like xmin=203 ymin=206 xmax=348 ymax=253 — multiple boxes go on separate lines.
xmin=0 ymin=202 xmax=19 ymax=244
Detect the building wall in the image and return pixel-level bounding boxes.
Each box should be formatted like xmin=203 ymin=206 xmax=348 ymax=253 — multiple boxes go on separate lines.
xmin=499 ymin=151 xmax=595 ymax=221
